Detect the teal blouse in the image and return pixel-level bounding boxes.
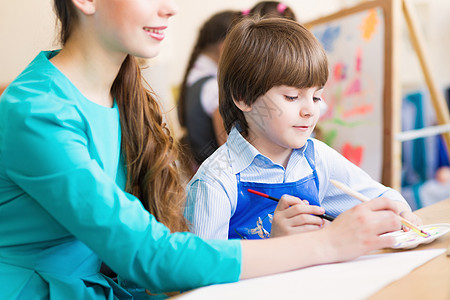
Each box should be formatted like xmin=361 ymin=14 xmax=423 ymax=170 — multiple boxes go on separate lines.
xmin=0 ymin=51 xmax=241 ymax=299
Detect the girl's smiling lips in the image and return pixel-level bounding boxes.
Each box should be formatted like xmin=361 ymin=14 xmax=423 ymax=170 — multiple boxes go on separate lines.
xmin=143 ymin=26 xmax=166 ymax=41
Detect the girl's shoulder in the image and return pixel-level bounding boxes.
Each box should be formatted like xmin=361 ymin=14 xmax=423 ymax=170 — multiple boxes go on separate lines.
xmin=2 ymin=51 xmax=80 ymax=108
xmin=0 ymin=52 xmax=90 ymax=125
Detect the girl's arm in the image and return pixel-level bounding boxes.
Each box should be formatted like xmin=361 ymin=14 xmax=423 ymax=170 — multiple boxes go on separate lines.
xmin=240 ymin=197 xmax=401 ymax=279
xmin=3 ymin=95 xmax=241 ymax=293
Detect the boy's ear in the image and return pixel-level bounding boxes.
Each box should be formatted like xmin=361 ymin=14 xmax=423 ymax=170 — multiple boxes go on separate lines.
xmin=233 ymin=98 xmax=252 ymax=112
xmin=72 ymin=0 xmax=96 ymax=15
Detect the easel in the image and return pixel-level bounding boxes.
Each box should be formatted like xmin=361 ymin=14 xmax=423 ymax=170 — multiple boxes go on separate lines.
xmin=305 ymin=0 xmax=450 ymax=190
xmin=398 ymin=0 xmax=450 ymax=148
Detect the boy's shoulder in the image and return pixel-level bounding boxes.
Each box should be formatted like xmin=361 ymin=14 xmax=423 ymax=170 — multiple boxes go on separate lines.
xmin=307 ymin=137 xmax=347 ymax=165
xmin=192 ymin=144 xmax=233 ymax=181
xmin=308 ymin=138 xmax=335 ymax=153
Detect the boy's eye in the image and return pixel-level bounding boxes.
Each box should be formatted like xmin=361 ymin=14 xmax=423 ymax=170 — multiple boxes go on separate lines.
xmin=285 ymin=95 xmax=298 ymax=101
xmin=313 ymin=97 xmax=322 ymax=102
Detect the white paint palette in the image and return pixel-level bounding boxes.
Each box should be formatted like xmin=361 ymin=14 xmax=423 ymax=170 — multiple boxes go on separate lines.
xmin=383 ymin=223 xmax=450 ymax=249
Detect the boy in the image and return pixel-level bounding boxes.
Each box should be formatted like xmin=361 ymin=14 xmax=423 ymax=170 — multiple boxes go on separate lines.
xmin=185 ymin=17 xmax=420 ymax=240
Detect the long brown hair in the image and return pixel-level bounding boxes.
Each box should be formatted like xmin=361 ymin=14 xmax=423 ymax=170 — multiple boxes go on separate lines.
xmin=54 ymin=0 xmax=188 ymax=232
xmin=218 ymin=17 xmax=328 ymax=137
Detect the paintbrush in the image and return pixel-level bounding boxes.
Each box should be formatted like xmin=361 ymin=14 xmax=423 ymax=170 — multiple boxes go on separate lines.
xmin=329 ymin=179 xmax=430 ymax=238
xmin=247 ymin=188 xmax=336 ymax=222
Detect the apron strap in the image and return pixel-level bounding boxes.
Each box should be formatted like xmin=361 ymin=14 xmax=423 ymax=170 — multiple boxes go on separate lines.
xmin=304 ymin=140 xmax=319 ymax=190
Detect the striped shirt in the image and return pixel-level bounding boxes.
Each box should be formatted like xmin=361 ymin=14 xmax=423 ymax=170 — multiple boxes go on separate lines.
xmin=185 ymin=127 xmax=409 ymax=240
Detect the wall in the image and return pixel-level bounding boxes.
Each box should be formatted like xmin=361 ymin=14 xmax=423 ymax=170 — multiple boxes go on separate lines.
xmin=0 ymin=0 xmax=56 ymax=85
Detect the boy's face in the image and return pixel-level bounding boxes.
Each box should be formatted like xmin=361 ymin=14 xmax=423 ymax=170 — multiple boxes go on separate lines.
xmin=241 ymin=85 xmax=323 ymax=159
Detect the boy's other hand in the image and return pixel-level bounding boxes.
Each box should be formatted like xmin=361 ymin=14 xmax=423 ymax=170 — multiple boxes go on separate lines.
xmin=271 ymin=194 xmax=326 ymax=238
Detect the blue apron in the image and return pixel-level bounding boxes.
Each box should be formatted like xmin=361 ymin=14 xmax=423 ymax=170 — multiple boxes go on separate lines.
xmin=229 ymin=140 xmax=320 ymax=240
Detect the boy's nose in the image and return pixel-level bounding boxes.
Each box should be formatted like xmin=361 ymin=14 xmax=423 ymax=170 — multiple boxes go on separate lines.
xmin=300 ymin=100 xmax=315 ymax=117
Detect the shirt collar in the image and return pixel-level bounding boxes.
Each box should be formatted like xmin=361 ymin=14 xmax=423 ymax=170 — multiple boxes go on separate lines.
xmin=227 ymin=127 xmax=311 ymax=174
xmin=227 ymin=127 xmax=260 ymax=174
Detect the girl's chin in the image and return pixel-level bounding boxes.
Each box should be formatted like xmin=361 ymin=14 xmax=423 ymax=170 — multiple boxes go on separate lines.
xmin=132 ymin=47 xmax=161 ymax=60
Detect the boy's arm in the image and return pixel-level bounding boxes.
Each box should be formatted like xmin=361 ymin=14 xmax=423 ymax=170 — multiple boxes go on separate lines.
xmin=314 ymin=140 xmax=412 ymax=210
xmin=185 ymin=178 xmax=234 ymax=239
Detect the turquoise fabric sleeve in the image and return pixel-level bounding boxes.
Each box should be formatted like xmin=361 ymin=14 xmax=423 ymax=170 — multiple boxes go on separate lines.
xmin=1 ymin=84 xmax=242 ymax=293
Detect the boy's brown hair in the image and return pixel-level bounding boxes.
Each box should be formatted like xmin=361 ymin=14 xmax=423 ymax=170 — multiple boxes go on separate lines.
xmin=218 ymin=17 xmax=328 ymax=137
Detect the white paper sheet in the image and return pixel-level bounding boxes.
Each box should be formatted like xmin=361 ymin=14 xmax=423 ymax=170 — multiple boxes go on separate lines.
xmin=178 ymin=248 xmax=445 ymax=300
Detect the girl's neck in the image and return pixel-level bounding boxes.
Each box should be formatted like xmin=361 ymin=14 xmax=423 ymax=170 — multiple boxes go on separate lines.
xmin=50 ymin=36 xmax=125 ymax=108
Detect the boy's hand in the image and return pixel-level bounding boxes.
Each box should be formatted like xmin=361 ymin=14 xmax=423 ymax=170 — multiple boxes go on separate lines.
xmin=270 ymin=194 xmax=327 ymax=238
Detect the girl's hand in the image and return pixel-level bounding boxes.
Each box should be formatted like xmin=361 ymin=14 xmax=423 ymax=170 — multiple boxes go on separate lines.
xmin=389 ymin=199 xmax=423 ymax=231
xmin=323 ymin=197 xmax=401 ymax=262
xmin=399 ymin=210 xmax=423 ymax=231
xmin=270 ymin=195 xmax=326 ymax=238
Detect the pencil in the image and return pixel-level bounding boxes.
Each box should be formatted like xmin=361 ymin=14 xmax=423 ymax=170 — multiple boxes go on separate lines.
xmin=247 ymin=188 xmax=336 ymax=222
xmin=329 ymin=179 xmax=430 ymax=238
